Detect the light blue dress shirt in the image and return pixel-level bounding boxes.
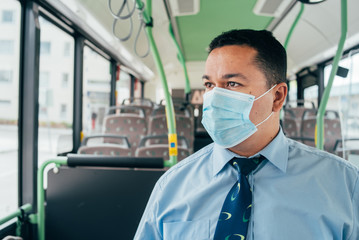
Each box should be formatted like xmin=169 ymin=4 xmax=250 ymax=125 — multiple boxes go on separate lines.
xmin=134 ymin=129 xmax=359 ymax=239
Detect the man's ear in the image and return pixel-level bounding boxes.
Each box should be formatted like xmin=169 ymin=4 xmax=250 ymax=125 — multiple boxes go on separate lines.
xmin=272 ymin=82 xmax=288 ymax=112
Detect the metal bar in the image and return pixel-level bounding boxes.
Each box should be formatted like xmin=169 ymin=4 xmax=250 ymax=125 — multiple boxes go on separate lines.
xmin=19 ymin=0 xmax=40 ymax=212
xmin=146 ymin=26 xmax=177 ymax=167
xmin=73 ymin=36 xmax=85 ymax=151
xmin=317 ymin=64 xmax=325 ymax=107
xmin=316 ymin=0 xmax=347 ymax=149
xmin=284 ymin=3 xmax=304 ymax=49
xmin=36 ymin=158 xmax=68 ymax=240
xmin=135 ymin=0 xmax=178 ymax=166
xmin=0 ymin=204 xmax=32 ymax=226
xmin=110 ymin=60 xmax=117 ymax=106
xmin=130 ymin=75 xmax=135 ymax=99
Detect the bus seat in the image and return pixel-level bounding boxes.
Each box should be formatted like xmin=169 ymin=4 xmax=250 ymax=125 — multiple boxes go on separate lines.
xmin=324 ymin=118 xmax=342 ymax=153
xmin=103 ymin=111 xmax=147 ymax=154
xmin=77 ymin=135 xmax=132 ymax=156
xmin=135 ymin=145 xmax=189 ymax=162
xmin=135 ymin=135 xmax=190 ymax=162
xmin=121 ymin=97 xmax=154 ymax=107
xmin=150 ymin=104 xmax=193 ymax=118
xmin=282 ymin=117 xmax=299 ymax=138
xmin=45 ymin=157 xmax=165 ymax=240
xmin=78 ymin=145 xmax=132 ymax=156
xmin=121 ymin=98 xmax=154 ymax=122
xmin=147 ymin=114 xmax=194 ymax=153
xmin=300 ymin=117 xmax=342 ymax=153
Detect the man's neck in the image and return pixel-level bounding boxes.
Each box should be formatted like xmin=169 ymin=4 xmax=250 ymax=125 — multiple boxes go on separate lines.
xmin=228 ymin=125 xmax=280 ymax=157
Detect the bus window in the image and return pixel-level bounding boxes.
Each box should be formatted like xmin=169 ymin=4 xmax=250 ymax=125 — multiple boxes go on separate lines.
xmin=116 ymin=70 xmax=131 ymax=105
xmin=288 ymin=80 xmax=297 ymax=103
xmin=304 ymin=85 xmax=318 ymax=108
xmin=83 ymin=46 xmax=111 ymax=135
xmin=0 ymin=0 xmax=20 ymax=221
xmin=38 ymin=16 xmax=74 ymax=165
xmin=324 ymin=52 xmax=359 ymax=162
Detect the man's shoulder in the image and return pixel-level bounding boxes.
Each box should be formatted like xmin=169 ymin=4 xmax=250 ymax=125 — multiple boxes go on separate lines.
xmin=157 ymin=143 xmax=215 ymax=190
xmin=287 ymin=138 xmax=359 ymax=175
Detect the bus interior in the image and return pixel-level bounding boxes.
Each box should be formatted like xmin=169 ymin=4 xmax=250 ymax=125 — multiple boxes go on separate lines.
xmin=1 ymin=0 xmax=359 ymax=239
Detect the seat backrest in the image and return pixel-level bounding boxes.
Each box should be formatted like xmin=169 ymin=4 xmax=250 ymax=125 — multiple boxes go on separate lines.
xmin=282 ymin=118 xmax=299 ymax=138
xmin=78 ymin=145 xmax=132 ymax=156
xmin=300 ymin=117 xmax=342 ymax=152
xmin=288 ymin=107 xmax=315 ymax=120
xmin=324 ymin=118 xmax=342 ymax=153
xmin=151 ymin=104 xmax=192 ymax=118
xmin=122 ymin=97 xmax=154 ymax=107
xmin=46 ymin=166 xmax=164 ymax=240
xmin=78 ymin=134 xmax=132 ymax=156
xmin=120 ymin=99 xmax=154 ymax=122
xmin=103 ymin=114 xmax=147 ymax=153
xmin=147 ymin=114 xmax=194 ymax=153
xmin=300 ymin=118 xmax=316 ymax=147
xmin=135 ymin=145 xmax=190 ymax=162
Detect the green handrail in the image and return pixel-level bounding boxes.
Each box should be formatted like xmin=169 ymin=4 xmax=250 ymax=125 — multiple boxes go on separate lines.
xmin=0 ymin=204 xmax=32 ymax=226
xmin=168 ymin=23 xmax=191 ymax=95
xmin=316 ymin=0 xmax=347 ymax=150
xmin=284 ymin=3 xmax=304 ymax=50
xmin=136 ymin=0 xmax=178 ymax=167
xmin=35 ymin=157 xmax=68 ymax=240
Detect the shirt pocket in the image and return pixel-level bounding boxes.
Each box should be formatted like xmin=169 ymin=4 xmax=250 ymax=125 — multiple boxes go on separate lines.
xmin=163 ymin=219 xmax=210 ymax=240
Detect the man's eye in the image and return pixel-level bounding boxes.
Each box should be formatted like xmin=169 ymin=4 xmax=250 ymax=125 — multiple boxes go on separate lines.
xmin=204 ymin=82 xmax=214 ymax=88
xmin=228 ymin=82 xmax=239 ymax=87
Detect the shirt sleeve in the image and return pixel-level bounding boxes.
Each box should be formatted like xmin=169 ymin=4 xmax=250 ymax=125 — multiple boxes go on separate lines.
xmin=349 ymin=174 xmax=359 ymax=240
xmin=134 ymin=181 xmax=163 ymax=240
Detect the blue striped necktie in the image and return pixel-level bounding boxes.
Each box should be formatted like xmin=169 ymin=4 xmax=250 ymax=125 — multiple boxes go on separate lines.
xmin=213 ymin=156 xmax=264 ymax=240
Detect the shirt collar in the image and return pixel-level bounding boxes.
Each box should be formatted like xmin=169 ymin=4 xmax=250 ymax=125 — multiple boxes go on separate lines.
xmin=212 ymin=128 xmax=288 ymax=177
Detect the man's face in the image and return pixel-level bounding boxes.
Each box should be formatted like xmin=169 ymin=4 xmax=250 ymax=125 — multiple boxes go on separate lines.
xmin=202 ymin=45 xmax=274 ymax=127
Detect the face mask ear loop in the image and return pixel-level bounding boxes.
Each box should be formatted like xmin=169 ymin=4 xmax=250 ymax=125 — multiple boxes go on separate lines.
xmin=255 ymin=112 xmax=274 ymax=127
xmin=254 ymin=84 xmax=277 ymax=101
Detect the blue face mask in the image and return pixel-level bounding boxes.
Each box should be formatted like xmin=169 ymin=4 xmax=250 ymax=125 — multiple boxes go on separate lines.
xmin=201 ymin=85 xmax=276 ymax=148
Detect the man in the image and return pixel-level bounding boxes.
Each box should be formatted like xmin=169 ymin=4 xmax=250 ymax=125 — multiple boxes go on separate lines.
xmin=134 ymin=29 xmax=359 ymax=239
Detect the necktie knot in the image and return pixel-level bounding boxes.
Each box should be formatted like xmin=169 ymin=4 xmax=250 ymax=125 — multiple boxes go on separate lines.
xmin=231 ymin=156 xmax=264 ymax=176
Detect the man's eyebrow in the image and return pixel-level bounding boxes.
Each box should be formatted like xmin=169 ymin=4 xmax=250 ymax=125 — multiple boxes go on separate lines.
xmin=223 ymin=73 xmax=248 ymax=80
xmin=202 ymin=73 xmax=248 ymax=81
xmin=202 ymin=74 xmax=210 ymax=80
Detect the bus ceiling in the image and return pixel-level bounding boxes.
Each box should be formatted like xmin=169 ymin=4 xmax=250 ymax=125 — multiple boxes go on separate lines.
xmin=63 ymin=0 xmax=359 ymax=87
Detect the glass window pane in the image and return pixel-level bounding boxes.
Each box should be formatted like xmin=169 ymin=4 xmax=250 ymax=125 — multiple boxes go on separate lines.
xmin=0 ymin=39 xmax=14 ymax=54
xmin=38 ymin=16 xmax=74 ymax=166
xmin=40 ymin=41 xmax=51 ymax=55
xmin=83 ymin=46 xmax=111 ymax=135
xmin=2 ymin=10 xmax=14 ymax=23
xmin=116 ymin=70 xmax=130 ymax=105
xmin=0 ymin=0 xmax=20 ymax=221
xmin=304 ymin=85 xmax=318 ymax=108
xmin=324 ymin=53 xmax=359 ymax=162
xmin=288 ymin=80 xmax=297 ymax=103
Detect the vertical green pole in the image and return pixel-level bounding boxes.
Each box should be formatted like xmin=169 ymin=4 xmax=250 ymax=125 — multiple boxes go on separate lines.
xmin=316 ymin=0 xmax=347 ymax=150
xmin=136 ymin=0 xmax=178 ymax=167
xmin=284 ymin=3 xmax=304 ymax=50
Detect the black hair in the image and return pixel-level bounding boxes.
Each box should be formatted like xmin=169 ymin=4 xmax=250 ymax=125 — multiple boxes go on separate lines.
xmin=208 ymin=29 xmax=287 ymax=87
